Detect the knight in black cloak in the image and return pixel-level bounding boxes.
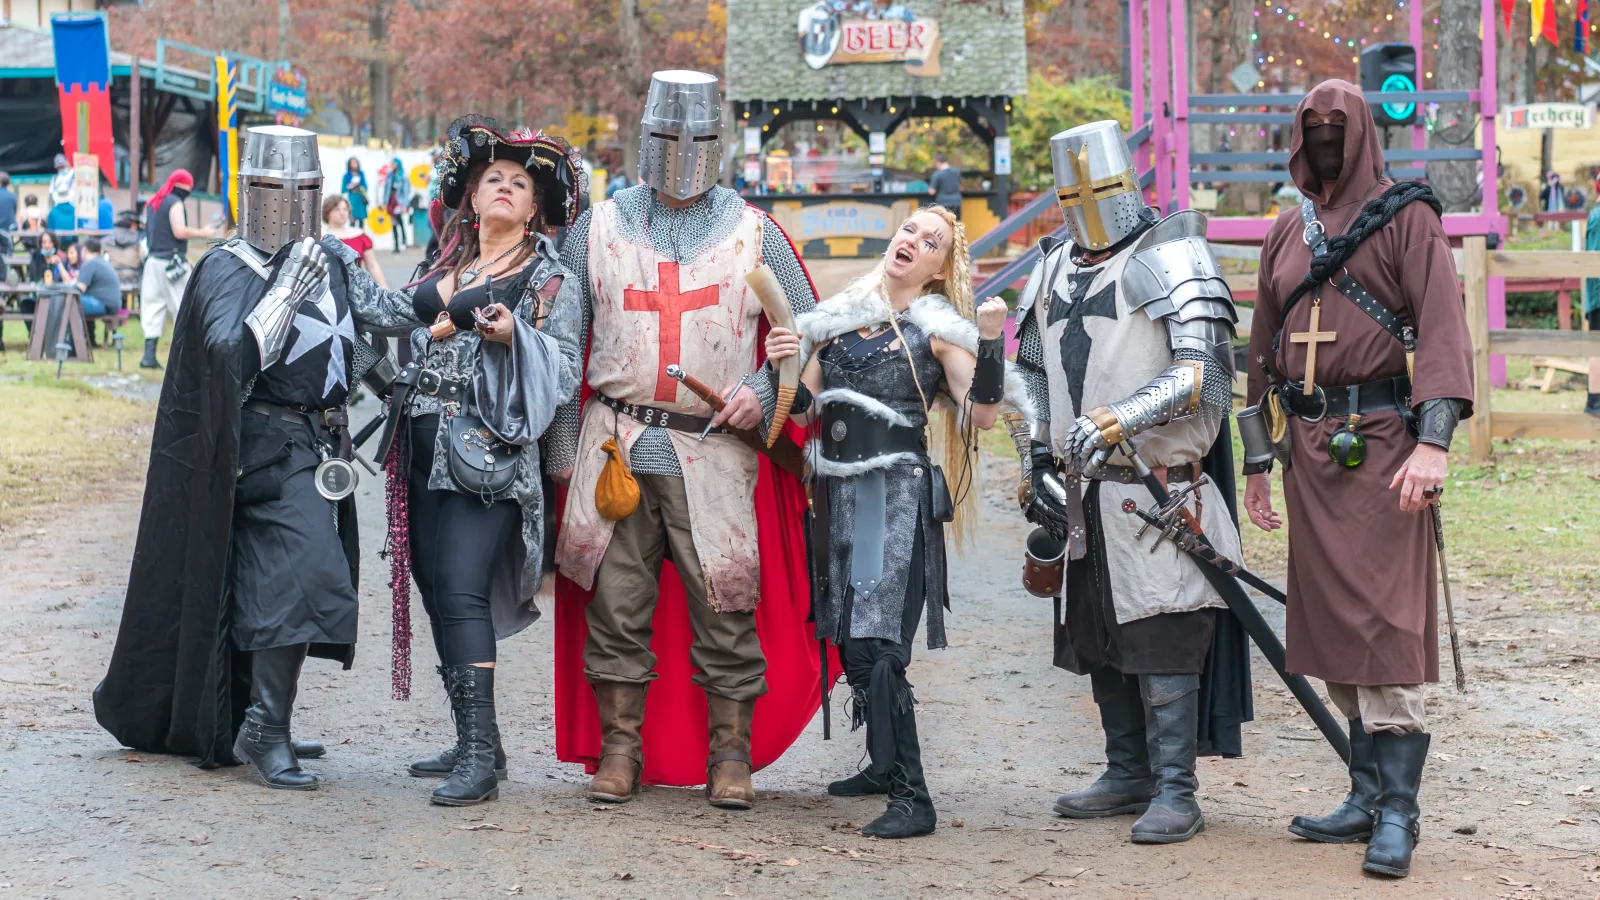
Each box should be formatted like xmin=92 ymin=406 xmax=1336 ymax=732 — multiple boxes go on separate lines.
xmin=1012 ymin=120 xmax=1250 ymax=844
xmin=93 ymin=126 xmax=423 ymax=790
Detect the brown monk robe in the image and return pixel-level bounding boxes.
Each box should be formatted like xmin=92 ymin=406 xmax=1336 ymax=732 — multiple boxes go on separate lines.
xmin=1244 ymin=79 xmax=1474 ymax=878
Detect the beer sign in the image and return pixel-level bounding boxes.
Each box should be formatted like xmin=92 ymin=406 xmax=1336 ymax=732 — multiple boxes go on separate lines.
xmin=797 ymin=2 xmax=941 ymax=76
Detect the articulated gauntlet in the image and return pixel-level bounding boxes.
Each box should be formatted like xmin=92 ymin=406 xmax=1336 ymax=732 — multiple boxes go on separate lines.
xmin=245 ymin=237 xmax=329 ymax=370
xmin=1061 ymin=360 xmax=1202 ymax=469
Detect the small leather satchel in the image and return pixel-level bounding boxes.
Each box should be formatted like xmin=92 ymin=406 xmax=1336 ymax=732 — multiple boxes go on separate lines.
xmin=447 ymin=414 xmax=521 ymax=502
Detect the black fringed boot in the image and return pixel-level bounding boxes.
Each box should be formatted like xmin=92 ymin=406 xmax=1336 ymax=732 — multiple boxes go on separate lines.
xmin=829 ymin=686 xmax=888 ymax=796
xmin=409 ymin=665 xmax=507 ymax=780
xmin=1290 ymin=718 xmax=1378 ymax=843
xmin=859 ymin=681 xmax=936 ymax=839
xmin=430 ymin=665 xmax=501 ymax=806
xmin=1129 ymin=674 xmax=1204 ymax=844
xmin=1362 ymin=731 xmax=1431 ymax=877
xmin=1054 ymin=669 xmax=1153 ymax=818
xmin=233 ymin=644 xmax=318 ymax=791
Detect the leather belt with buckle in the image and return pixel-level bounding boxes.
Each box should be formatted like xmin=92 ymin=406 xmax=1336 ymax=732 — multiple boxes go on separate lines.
xmin=1091 ymin=461 xmax=1198 ymax=485
xmin=597 ymin=393 xmax=721 ymax=434
xmin=416 ymin=368 xmax=471 ymax=403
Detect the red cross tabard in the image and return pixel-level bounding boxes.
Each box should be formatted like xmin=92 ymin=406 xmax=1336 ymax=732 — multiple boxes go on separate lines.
xmin=623 ymin=261 xmax=722 ymax=402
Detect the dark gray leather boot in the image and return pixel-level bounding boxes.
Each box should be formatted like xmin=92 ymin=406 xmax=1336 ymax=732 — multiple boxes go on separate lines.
xmin=409 ymin=665 xmax=507 ymax=780
xmin=1363 ymin=731 xmax=1431 ymax=877
xmin=430 ymin=665 xmax=501 ymax=806
xmin=1290 ymin=718 xmax=1378 ymax=843
xmin=828 ymin=769 xmax=889 ymax=796
xmin=292 ymin=739 xmax=326 ymax=759
xmin=1054 ymin=669 xmax=1153 ymax=818
xmin=233 ymin=644 xmax=318 ymax=791
xmin=139 ymin=337 xmax=161 ymax=369
xmin=1129 ymin=674 xmax=1204 ymax=844
xmin=859 ymin=687 xmax=936 ymax=839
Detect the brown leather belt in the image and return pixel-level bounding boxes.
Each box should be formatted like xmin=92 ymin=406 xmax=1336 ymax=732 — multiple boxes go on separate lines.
xmin=597 ymin=393 xmax=723 ymax=435
xmin=1091 ymin=461 xmax=1199 ymax=486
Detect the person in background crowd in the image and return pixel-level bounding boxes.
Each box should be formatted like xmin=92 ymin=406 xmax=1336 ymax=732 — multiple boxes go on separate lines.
xmin=105 ymin=211 xmax=144 ymax=284
xmin=27 ymin=231 xmax=62 ymax=283
xmin=47 ymin=197 xmax=77 ymax=241
xmin=75 ymin=237 xmax=122 ymax=317
xmin=383 ymin=157 xmax=412 ymax=253
xmin=343 ymin=157 xmax=370 ymax=224
xmin=139 ymin=169 xmax=218 ymax=369
xmin=321 ymin=195 xmax=387 ymax=288
xmin=20 ymin=194 xmax=46 ymax=250
xmin=60 ymin=242 xmax=82 ymax=282
xmin=604 ymin=167 xmax=628 ymax=199
xmin=97 ymin=192 xmax=115 ymax=230
xmin=49 ymin=153 xmax=74 ymax=208
xmin=929 ymin=153 xmax=962 ymax=218
xmin=1586 ymin=190 xmax=1600 ymax=416
xmin=0 ymin=172 xmax=16 ymax=257
xmin=1539 ymin=171 xmax=1565 ymax=229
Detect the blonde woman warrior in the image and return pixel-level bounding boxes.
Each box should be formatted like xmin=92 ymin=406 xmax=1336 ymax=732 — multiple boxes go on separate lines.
xmin=765 ymin=205 xmax=1033 ymax=839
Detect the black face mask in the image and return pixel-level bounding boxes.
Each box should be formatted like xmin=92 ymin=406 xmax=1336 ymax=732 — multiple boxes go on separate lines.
xmin=1303 ymin=123 xmax=1345 ymax=186
xmin=171 ymin=187 xmax=191 ymax=201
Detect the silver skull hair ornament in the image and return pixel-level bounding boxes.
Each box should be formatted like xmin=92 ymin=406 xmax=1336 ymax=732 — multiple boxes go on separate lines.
xmin=238 ymin=125 xmax=324 ymax=254
xmin=639 ymin=70 xmax=723 ymax=201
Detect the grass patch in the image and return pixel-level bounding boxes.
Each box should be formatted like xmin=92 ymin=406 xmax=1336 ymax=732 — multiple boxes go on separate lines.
xmin=0 ymin=317 xmax=170 ymax=379
xmin=0 ymin=375 xmax=154 ymax=531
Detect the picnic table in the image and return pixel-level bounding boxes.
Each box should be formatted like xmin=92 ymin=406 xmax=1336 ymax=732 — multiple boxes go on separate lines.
xmin=0 ymin=283 xmax=128 ymax=363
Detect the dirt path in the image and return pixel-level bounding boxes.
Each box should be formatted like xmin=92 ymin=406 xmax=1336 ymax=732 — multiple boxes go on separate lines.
xmin=0 ymin=444 xmax=1596 ymax=900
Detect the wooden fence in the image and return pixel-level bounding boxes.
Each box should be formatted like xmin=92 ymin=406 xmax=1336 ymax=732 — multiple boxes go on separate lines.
xmin=1462 ymin=237 xmax=1600 ymax=462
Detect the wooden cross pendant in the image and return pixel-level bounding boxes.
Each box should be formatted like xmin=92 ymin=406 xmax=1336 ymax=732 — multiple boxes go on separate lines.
xmin=1289 ymin=300 xmax=1337 ymax=396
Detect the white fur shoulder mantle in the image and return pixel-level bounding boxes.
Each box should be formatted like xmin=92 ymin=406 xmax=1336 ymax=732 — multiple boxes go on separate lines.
xmin=795 ymin=285 xmax=980 ymax=360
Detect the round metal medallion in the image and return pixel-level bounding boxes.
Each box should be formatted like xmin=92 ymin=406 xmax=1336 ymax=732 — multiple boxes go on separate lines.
xmin=831 ymin=420 xmax=848 ymax=442
xmin=314 ymin=457 xmax=359 ymax=501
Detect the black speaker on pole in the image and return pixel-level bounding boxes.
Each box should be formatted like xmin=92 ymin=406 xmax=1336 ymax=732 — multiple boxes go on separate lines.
xmin=1359 ymin=43 xmax=1419 ymax=127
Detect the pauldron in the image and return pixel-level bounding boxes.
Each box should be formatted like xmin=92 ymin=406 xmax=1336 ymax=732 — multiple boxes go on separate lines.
xmin=1120 ymin=210 xmax=1239 ymax=378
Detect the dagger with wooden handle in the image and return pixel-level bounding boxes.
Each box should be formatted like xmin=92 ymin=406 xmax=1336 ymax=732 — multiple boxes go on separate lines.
xmin=666 ymin=364 xmax=807 ymax=480
xmin=744 ymin=264 xmax=801 ymax=448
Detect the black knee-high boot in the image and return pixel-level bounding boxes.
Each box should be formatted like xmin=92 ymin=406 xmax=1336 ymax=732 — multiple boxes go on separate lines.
xmin=829 ymin=685 xmax=889 ymax=796
xmin=1290 ymin=718 xmax=1378 ymax=843
xmin=431 ymin=665 xmax=501 ymax=806
xmin=1054 ymin=669 xmax=1153 ymax=818
xmin=1362 ymin=731 xmax=1430 ymax=877
xmin=233 ymin=644 xmax=317 ymax=790
xmin=1130 ymin=674 xmax=1203 ymax=844
xmin=859 ymin=676 xmax=936 ymax=839
xmin=409 ymin=665 xmax=507 ymax=780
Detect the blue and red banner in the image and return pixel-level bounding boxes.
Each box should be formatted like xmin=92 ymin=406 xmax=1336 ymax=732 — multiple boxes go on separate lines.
xmin=1577 ymin=0 xmax=1591 ymax=54
xmin=50 ymin=13 xmax=117 ymax=189
xmin=216 ymin=57 xmax=240 ymax=225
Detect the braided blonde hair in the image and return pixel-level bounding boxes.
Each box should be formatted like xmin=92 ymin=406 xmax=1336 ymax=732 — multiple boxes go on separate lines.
xmin=880 ymin=204 xmax=981 ymax=550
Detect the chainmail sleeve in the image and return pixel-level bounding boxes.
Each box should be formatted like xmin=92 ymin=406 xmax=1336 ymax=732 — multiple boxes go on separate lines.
xmin=1012 ymin=255 xmax=1052 ymax=424
xmin=545 ymin=208 xmax=595 ymax=475
xmin=1174 ymin=347 xmax=1235 ymax=421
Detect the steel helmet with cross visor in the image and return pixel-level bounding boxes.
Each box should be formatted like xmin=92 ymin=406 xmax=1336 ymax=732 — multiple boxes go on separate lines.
xmin=1051 ymin=120 xmax=1145 ymax=252
xmin=639 ymin=70 xmax=724 ymax=201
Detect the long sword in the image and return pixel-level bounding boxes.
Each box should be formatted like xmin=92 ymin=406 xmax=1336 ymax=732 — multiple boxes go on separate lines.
xmin=1428 ymin=491 xmax=1467 ymax=692
xmin=1113 ymin=438 xmax=1351 ymax=764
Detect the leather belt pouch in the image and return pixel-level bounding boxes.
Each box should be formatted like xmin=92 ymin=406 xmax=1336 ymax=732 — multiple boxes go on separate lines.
xmin=447 ymin=415 xmax=520 ymax=502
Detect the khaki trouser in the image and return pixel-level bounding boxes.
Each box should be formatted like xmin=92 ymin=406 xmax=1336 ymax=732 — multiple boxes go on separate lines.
xmin=1326 ymin=682 xmax=1426 ymax=735
xmin=584 ymin=473 xmax=768 ymax=702
xmin=139 ymin=256 xmax=191 ymax=340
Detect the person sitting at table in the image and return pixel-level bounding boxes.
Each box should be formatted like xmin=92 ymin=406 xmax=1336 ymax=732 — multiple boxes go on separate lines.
xmin=60 ymin=243 xmax=82 ymax=282
xmin=0 ymin=171 xmax=16 ymax=257
xmin=75 ymin=238 xmax=122 ymax=316
xmin=19 ymin=196 xmax=45 ymax=250
xmin=27 ymin=231 xmax=61 ymax=283
xmin=46 ymin=200 xmax=77 ymax=244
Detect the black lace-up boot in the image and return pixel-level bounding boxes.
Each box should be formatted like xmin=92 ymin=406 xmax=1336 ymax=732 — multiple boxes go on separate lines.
xmin=409 ymin=666 xmax=507 ymax=780
xmin=430 ymin=665 xmax=501 ymax=806
xmin=859 ymin=683 xmax=935 ymax=839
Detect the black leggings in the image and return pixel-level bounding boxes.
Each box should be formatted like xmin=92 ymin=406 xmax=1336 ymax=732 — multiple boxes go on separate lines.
xmin=407 ymin=415 xmax=521 ymax=666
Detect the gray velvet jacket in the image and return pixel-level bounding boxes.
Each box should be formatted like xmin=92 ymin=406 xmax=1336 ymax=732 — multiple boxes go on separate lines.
xmin=326 ymin=235 xmax=584 ymax=633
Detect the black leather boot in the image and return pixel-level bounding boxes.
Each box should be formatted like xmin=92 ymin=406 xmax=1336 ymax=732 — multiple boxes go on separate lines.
xmin=860 ymin=685 xmax=936 ymax=839
xmin=409 ymin=666 xmax=507 ymax=780
xmin=292 ymin=739 xmax=326 ymax=759
xmin=431 ymin=665 xmax=501 ymax=806
xmin=1586 ymin=393 xmax=1600 ymax=417
xmin=1290 ymin=718 xmax=1378 ymax=843
xmin=139 ymin=337 xmax=161 ymax=369
xmin=1130 ymin=674 xmax=1204 ymax=844
xmin=233 ymin=644 xmax=317 ymax=791
xmin=828 ymin=769 xmax=888 ymax=796
xmin=1054 ymin=669 xmax=1153 ymax=818
xmin=1363 ymin=731 xmax=1430 ymax=877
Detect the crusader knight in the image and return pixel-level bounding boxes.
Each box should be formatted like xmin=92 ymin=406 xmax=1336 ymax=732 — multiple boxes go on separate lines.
xmin=1013 ymin=120 xmax=1248 ymax=844
xmin=549 ymin=70 xmax=822 ymax=806
xmin=95 ymin=126 xmax=422 ymax=790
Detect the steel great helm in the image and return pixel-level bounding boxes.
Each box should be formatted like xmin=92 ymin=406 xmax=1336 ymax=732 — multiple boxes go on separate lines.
xmin=639 ymin=70 xmax=723 ymax=201
xmin=1050 ymin=120 xmax=1145 ymax=251
xmin=238 ymin=125 xmax=323 ymax=254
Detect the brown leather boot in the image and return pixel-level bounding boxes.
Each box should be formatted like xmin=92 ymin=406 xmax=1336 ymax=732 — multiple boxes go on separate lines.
xmin=586 ymin=681 xmax=646 ymax=803
xmin=705 ymin=693 xmax=755 ymax=810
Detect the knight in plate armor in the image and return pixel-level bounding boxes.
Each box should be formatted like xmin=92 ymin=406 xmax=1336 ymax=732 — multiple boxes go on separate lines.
xmin=1012 ymin=120 xmax=1250 ymax=844
xmin=765 ymin=206 xmax=1031 ymax=838
xmin=95 ymin=125 xmax=427 ymax=791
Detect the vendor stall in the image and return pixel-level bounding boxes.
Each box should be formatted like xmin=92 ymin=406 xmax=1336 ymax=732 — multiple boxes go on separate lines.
xmin=726 ymin=0 xmax=1026 ymax=257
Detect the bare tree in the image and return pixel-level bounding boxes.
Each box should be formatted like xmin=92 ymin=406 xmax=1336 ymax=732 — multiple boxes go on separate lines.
xmin=369 ymin=0 xmax=395 ymax=144
xmin=616 ymin=0 xmax=646 ymax=180
xmin=1428 ymin=0 xmax=1480 ymax=211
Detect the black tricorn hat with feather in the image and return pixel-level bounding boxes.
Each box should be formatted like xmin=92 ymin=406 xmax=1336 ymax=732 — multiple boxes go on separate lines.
xmin=434 ymin=114 xmax=587 ymax=227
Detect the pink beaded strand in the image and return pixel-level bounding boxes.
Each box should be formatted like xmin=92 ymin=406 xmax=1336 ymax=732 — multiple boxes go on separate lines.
xmin=384 ymin=434 xmax=414 ymax=699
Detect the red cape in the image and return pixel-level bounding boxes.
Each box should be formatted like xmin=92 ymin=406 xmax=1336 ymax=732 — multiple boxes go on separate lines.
xmin=554 ymin=215 xmax=839 ymax=786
